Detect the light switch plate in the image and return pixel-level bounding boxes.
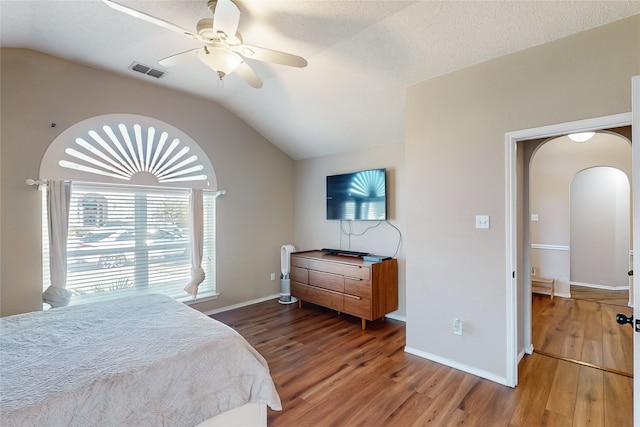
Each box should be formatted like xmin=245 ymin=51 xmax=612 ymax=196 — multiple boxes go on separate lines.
xmin=475 ymin=215 xmax=490 ymax=229
xmin=453 ymin=318 xmax=463 ymax=335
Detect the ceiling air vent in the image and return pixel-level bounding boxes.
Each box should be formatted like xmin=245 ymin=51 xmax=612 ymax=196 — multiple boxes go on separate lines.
xmin=129 ymin=62 xmax=166 ymax=79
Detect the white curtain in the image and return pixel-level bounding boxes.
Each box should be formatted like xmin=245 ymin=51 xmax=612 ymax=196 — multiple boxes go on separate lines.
xmin=184 ymin=188 xmax=205 ymax=297
xmin=42 ymin=180 xmax=72 ymax=308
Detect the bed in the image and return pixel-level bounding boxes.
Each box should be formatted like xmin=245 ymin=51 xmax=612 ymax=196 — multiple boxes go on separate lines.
xmin=0 ymin=294 xmax=281 ymax=426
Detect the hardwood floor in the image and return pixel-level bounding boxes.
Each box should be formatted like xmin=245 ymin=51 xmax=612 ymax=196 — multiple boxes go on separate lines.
xmin=211 ymin=299 xmax=633 ymax=426
xmin=569 ymin=285 xmax=630 ymax=307
xmin=532 ymin=292 xmax=634 ymax=376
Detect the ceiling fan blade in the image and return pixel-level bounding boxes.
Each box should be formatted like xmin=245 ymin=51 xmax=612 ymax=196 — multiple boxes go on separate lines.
xmin=102 ymin=0 xmax=200 ymax=40
xmin=233 ymin=45 xmax=308 ymax=68
xmin=211 ymin=0 xmax=241 ymax=39
xmin=234 ymin=62 xmax=263 ymax=88
xmin=159 ymin=49 xmax=200 ymax=67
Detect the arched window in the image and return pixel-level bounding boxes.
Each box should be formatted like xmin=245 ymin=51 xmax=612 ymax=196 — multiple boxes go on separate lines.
xmin=40 ymin=114 xmax=220 ymax=306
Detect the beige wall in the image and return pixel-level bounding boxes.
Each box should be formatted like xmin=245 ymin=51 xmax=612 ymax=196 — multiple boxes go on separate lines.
xmin=0 ymin=49 xmax=294 ymax=316
xmin=405 ymin=16 xmax=640 ymax=382
xmin=293 ymin=142 xmax=406 ymax=318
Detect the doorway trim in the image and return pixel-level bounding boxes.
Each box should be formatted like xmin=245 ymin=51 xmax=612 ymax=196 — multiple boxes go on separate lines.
xmin=504 ymin=112 xmax=632 ymax=387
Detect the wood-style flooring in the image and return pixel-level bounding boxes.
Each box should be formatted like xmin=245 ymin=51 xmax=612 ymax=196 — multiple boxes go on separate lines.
xmin=211 ymin=299 xmax=633 ymax=426
xmin=532 ymin=290 xmax=633 ymax=376
xmin=569 ymin=285 xmax=630 ymax=307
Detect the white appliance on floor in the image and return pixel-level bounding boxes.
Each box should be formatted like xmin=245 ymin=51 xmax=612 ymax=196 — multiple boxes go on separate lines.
xmin=279 ymin=245 xmax=298 ymax=304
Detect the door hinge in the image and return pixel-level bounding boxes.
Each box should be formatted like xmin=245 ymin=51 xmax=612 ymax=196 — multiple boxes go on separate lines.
xmin=636 ymin=319 xmax=640 ymax=333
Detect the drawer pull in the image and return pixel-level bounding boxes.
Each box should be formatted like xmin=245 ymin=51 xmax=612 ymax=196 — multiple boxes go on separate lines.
xmin=344 ymin=294 xmax=361 ymax=300
xmin=308 ymin=284 xmax=343 ymax=296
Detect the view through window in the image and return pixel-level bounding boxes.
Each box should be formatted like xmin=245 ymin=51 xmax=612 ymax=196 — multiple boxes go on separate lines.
xmin=42 ymin=182 xmax=216 ymax=306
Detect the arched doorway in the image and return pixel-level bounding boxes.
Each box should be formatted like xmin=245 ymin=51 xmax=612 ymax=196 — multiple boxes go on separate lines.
xmin=528 ymin=132 xmax=631 ymax=301
xmin=570 ymin=166 xmax=630 ymax=292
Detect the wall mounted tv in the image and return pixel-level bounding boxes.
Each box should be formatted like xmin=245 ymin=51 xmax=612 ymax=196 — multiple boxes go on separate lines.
xmin=326 ymin=168 xmax=387 ymax=221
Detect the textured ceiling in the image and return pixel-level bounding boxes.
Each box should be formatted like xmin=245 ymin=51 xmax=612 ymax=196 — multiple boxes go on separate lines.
xmin=2 ymin=1 xmax=639 ymax=160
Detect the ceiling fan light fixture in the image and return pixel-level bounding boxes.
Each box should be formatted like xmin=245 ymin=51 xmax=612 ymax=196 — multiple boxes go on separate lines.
xmin=568 ymin=132 xmax=596 ymax=143
xmin=197 ymin=46 xmax=243 ymax=78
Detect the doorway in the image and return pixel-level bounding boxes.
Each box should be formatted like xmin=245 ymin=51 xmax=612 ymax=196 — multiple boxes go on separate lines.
xmin=504 ymin=112 xmax=633 ymax=387
xmin=570 ymin=166 xmax=630 ymax=292
xmin=528 ymin=134 xmax=632 ymax=301
xmin=528 ymin=131 xmax=633 ymax=373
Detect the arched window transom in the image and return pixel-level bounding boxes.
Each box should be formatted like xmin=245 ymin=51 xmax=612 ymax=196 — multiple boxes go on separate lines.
xmin=41 ymin=114 xmax=216 ymax=189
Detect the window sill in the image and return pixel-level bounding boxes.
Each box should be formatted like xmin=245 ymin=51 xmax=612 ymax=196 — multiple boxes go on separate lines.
xmin=180 ymin=292 xmax=220 ymax=305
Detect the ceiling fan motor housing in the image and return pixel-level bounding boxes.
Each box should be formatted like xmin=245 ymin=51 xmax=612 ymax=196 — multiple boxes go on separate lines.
xmin=197 ymin=18 xmax=216 ymax=40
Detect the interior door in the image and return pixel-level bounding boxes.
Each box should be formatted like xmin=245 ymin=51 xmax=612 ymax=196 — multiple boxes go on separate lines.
xmin=632 ymin=75 xmax=639 ymax=426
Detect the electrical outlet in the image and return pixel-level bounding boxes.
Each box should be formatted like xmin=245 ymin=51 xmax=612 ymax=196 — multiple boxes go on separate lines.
xmin=453 ymin=318 xmax=463 ymax=336
xmin=531 ymin=267 xmax=536 ymax=276
xmin=475 ymin=215 xmax=490 ymax=229
xmin=270 ymin=273 xmax=276 ymax=281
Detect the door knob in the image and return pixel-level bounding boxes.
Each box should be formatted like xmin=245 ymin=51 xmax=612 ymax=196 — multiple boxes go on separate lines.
xmin=616 ymin=313 xmax=633 ymax=326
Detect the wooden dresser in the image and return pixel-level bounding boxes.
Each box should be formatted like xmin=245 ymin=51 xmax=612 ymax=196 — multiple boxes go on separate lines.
xmin=290 ymin=250 xmax=398 ymax=329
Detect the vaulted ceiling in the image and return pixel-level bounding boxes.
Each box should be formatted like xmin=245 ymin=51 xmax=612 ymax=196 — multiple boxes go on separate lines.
xmin=2 ymin=1 xmax=639 ymax=159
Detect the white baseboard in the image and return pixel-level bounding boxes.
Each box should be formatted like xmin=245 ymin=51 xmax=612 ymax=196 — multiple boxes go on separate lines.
xmin=404 ymin=346 xmax=508 ymax=386
xmin=525 ymin=344 xmax=534 ymax=355
xmin=517 ymin=348 xmax=526 ymax=363
xmin=202 ymin=294 xmax=280 ymax=316
xmin=385 ymin=312 xmax=406 ymax=322
xmin=203 ymin=296 xmax=409 ymax=322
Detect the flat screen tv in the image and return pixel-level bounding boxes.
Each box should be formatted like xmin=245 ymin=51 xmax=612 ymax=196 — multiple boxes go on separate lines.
xmin=326 ymin=168 xmax=387 ymax=221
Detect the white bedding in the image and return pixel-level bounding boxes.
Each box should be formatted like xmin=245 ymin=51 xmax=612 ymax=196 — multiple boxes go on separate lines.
xmin=0 ymin=294 xmax=281 ymax=426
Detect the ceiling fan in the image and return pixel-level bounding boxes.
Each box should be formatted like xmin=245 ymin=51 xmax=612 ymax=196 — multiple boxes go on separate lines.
xmin=103 ymin=0 xmax=308 ymax=88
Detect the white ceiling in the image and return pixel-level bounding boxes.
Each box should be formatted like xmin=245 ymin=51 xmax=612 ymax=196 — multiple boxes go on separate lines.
xmin=2 ymin=1 xmax=639 ymax=160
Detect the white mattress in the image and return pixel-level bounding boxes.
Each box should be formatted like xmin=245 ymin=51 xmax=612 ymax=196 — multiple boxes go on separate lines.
xmin=0 ymin=294 xmax=281 ymax=426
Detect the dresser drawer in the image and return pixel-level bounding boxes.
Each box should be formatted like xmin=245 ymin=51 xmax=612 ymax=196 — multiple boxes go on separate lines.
xmin=292 ymin=282 xmax=343 ymax=312
xmin=309 ymin=270 xmax=344 ymax=293
xmin=343 ymin=294 xmax=371 ymax=318
xmin=342 ymin=264 xmax=370 ymax=280
xmin=290 ymin=266 xmax=308 ymax=284
xmin=344 ymin=278 xmax=371 ymax=299
xmin=309 ymin=260 xmax=370 ymax=280
xmin=291 ymin=255 xmax=310 ymax=269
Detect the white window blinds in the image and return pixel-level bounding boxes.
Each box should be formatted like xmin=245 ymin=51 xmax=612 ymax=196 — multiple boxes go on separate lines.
xmin=43 ymin=182 xmax=216 ymax=306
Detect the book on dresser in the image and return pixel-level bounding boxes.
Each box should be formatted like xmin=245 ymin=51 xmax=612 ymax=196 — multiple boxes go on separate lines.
xmin=290 ymin=250 xmax=398 ymax=329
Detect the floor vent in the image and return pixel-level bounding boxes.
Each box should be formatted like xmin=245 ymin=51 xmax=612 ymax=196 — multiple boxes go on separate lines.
xmin=129 ymin=62 xmax=166 ymax=79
